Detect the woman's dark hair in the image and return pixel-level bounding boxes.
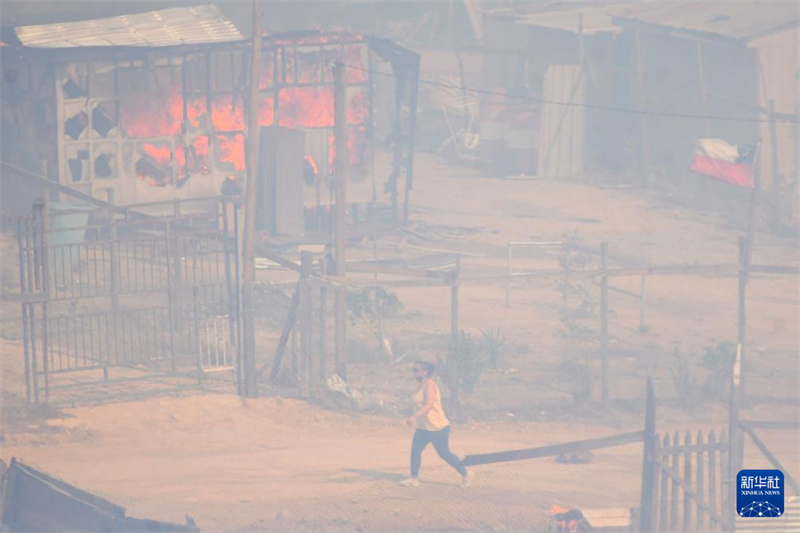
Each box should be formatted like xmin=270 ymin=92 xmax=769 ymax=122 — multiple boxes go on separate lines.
xmin=415 ymin=360 xmax=435 ymax=377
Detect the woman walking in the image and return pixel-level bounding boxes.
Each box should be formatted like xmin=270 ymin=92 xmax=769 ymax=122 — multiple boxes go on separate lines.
xmin=399 ymin=361 xmax=473 ymax=487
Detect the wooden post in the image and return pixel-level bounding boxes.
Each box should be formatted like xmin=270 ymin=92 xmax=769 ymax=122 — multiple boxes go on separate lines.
xmin=638 ymin=377 xmax=657 ymax=532
xmin=727 ymin=343 xmax=743 ymax=532
xmin=333 ymin=62 xmax=348 ymax=379
xmin=240 ymin=0 xmax=263 ymax=398
xmin=670 ymin=432 xmax=680 ymax=530
xmin=635 ymin=22 xmax=650 ymax=185
xmin=319 ymin=256 xmax=327 ymax=385
xmin=684 ymin=430 xmax=693 ymax=531
xmin=709 ymin=430 xmax=718 ymax=532
xmin=767 ymin=100 xmax=780 ymax=227
xmin=299 ymin=251 xmax=312 ymax=398
xmin=600 ymin=242 xmax=609 ymax=406
xmin=737 ymin=237 xmax=748 ymax=398
xmin=505 ymin=243 xmax=512 ymax=306
xmin=638 ymin=275 xmax=646 ymax=332
xmin=720 ymin=429 xmax=730 ymax=530
xmin=264 ymin=280 xmax=300 ymax=382
xmin=450 ymin=256 xmax=461 ymax=416
xmin=659 ymin=433 xmax=669 ymax=532
xmin=696 ymin=430 xmax=705 ymax=531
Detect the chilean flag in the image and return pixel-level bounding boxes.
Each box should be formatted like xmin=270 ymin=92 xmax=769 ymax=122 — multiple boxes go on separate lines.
xmin=689 ymin=138 xmax=757 ymax=188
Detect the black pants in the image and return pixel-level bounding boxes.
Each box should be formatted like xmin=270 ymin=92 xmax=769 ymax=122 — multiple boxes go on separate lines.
xmin=410 ymin=426 xmax=467 ymax=477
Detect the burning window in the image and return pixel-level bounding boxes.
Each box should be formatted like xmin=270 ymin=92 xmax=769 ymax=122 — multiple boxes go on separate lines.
xmin=259 ymin=51 xmax=275 ymax=89
xmin=257 ymin=94 xmax=275 ymax=127
xmin=344 ymin=44 xmax=367 ymax=83
xmin=296 ymin=47 xmax=321 ymax=84
xmin=278 ymin=86 xmax=334 ymax=129
xmin=215 ymin=133 xmax=245 ymax=172
xmin=176 ymin=136 xmax=210 ymax=178
xmin=135 ymin=143 xmax=173 ymax=187
xmin=211 ymin=93 xmax=245 ymax=132
xmin=119 ymin=67 xmax=183 ymax=138
xmin=187 ymin=95 xmax=208 ymax=130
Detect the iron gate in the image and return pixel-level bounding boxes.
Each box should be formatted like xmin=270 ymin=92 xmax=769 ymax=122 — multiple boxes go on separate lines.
xmin=17 ymin=197 xmax=241 ymax=405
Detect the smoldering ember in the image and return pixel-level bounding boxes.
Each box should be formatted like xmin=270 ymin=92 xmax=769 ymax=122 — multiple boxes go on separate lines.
xmin=0 ymin=2 xmax=798 ymax=532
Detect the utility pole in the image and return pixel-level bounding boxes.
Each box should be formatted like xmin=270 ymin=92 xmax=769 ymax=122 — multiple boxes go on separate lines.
xmin=333 ymin=62 xmax=348 ymax=378
xmin=241 ymin=0 xmax=263 ymax=397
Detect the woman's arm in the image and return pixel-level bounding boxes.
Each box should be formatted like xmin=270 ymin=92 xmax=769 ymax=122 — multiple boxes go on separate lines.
xmin=406 ymin=381 xmax=437 ymax=425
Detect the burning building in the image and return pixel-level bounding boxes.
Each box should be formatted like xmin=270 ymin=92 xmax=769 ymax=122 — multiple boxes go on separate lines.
xmin=1 ymin=4 xmax=419 ymax=233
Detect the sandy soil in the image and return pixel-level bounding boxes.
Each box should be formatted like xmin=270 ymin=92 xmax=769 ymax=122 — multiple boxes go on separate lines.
xmin=1 ymin=151 xmax=798 ymax=531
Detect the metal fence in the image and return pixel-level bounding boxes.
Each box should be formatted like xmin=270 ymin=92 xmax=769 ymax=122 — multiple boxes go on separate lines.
xmin=17 ymin=197 xmax=241 ymax=406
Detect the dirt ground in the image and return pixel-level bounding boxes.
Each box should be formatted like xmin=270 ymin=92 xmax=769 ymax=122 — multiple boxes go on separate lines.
xmin=1 ymin=151 xmax=798 ymax=532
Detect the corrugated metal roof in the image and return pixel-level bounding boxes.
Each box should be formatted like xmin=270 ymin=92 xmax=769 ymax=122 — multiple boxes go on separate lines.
xmin=14 ymin=4 xmax=244 ymax=48
xmin=513 ymin=4 xmax=623 ymax=36
xmin=614 ymin=1 xmax=799 ymax=41
xmin=484 ymin=1 xmax=798 ymax=41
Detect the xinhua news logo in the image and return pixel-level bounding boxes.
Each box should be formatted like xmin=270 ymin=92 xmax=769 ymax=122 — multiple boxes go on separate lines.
xmin=737 ymin=469 xmax=784 ymax=518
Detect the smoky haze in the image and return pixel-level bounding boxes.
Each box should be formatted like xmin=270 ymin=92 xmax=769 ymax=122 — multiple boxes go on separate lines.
xmin=0 ymin=1 xmax=798 ymax=532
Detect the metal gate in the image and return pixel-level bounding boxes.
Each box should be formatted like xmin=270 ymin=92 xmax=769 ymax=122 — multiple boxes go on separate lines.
xmin=17 ymin=197 xmax=241 ymax=406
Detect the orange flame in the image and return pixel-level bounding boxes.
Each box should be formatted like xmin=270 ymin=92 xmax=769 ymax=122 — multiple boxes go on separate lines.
xmin=118 ymin=38 xmax=370 ymax=182
xmin=305 ymin=155 xmax=318 ymax=175
xmin=550 ymin=504 xmax=571 ymax=515
xmin=216 ymin=134 xmax=245 ymax=171
xmin=136 ymin=143 xmax=172 ymax=187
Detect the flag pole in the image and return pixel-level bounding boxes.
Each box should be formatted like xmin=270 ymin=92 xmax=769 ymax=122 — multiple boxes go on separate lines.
xmin=744 ymin=141 xmax=763 ymax=267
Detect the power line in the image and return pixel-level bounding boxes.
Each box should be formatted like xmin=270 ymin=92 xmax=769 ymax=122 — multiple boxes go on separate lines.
xmin=345 ymin=64 xmax=800 ymax=125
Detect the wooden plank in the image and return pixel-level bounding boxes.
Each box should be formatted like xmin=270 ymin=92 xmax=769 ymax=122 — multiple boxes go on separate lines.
xmin=670 ymin=432 xmax=679 ymax=531
xmin=740 ymin=423 xmax=800 ymax=495
xmin=0 ymin=459 xmax=7 ymax=523
xmin=12 ymin=462 xmax=123 ymax=532
xmin=13 ymin=460 xmax=124 ymax=517
xmin=708 ymin=430 xmax=717 ymax=533
xmin=600 ymin=243 xmax=608 ymax=405
xmin=749 ymin=264 xmax=800 ymax=276
xmin=655 ymin=442 xmax=727 ymax=455
xmin=256 ymin=280 xmax=300 ymax=380
xmin=684 ymin=431 xmax=692 ymax=532
xmin=719 ymin=430 xmax=729 ymax=526
xmin=651 ymin=435 xmax=661 ymax=533
xmin=696 ymin=431 xmax=705 ymax=532
xmin=346 ymin=262 xmax=452 ymax=280
xmin=461 ymin=430 xmax=643 ymax=467
xmin=659 ymin=433 xmax=669 ymax=533
xmin=741 ymin=420 xmax=800 ymax=430
xmin=639 ymin=378 xmax=657 ymax=532
xmin=654 ymin=456 xmax=727 ymax=528
xmin=255 ymin=250 xmax=302 ymax=273
xmin=607 ymin=264 xmax=738 ymax=278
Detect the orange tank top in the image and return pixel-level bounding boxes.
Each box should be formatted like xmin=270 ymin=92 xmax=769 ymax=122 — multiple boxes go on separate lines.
xmin=413 ymin=380 xmax=449 ymax=431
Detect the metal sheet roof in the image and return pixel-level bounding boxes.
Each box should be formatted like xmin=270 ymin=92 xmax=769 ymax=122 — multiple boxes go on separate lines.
xmin=613 ymin=1 xmax=799 ymax=41
xmin=513 ymin=4 xmax=623 ymax=36
xmin=484 ymin=1 xmax=798 ymax=41
xmin=14 ymin=4 xmax=244 ymax=48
